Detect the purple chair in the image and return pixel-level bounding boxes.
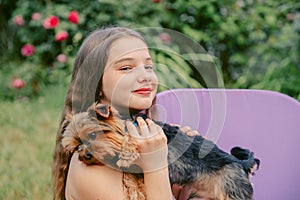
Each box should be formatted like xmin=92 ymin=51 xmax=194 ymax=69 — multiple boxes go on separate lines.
xmin=156 ymin=88 xmax=300 ymax=200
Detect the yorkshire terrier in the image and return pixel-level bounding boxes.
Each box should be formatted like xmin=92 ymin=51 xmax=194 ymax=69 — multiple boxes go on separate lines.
xmin=62 ymin=103 xmax=260 ymax=200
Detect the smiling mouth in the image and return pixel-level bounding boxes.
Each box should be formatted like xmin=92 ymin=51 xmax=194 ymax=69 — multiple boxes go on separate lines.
xmin=132 ymin=88 xmax=152 ymax=95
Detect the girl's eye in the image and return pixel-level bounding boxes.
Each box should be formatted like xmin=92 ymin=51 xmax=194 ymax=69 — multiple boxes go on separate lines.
xmin=88 ymin=132 xmax=97 ymax=140
xmin=145 ymin=65 xmax=154 ymax=70
xmin=120 ymin=66 xmax=133 ymax=71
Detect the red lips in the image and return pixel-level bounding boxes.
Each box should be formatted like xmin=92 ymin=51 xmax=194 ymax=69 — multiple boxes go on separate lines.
xmin=133 ymin=87 xmax=152 ymax=95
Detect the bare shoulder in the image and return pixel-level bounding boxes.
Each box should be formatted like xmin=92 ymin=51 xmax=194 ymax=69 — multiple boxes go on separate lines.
xmin=65 ymin=153 xmax=124 ymax=200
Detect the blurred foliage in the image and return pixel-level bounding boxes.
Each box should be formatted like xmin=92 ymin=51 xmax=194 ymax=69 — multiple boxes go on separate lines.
xmin=0 ymin=0 xmax=299 ymax=101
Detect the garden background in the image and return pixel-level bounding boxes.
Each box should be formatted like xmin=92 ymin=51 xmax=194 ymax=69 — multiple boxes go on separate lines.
xmin=0 ymin=0 xmax=299 ymax=199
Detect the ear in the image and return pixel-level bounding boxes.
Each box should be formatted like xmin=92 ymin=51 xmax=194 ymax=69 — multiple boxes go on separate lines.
xmin=95 ymin=104 xmax=111 ymax=118
xmin=65 ymin=113 xmax=73 ymax=122
xmin=88 ymin=103 xmax=112 ymax=119
xmin=230 ymin=146 xmax=250 ymax=160
xmin=61 ymin=113 xmax=73 ymax=135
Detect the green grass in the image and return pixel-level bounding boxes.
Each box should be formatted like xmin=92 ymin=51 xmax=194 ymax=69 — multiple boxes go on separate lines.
xmin=0 ymin=85 xmax=66 ymax=199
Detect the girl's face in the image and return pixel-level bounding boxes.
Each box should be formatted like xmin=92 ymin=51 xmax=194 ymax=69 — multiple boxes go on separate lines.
xmin=101 ymin=36 xmax=158 ymax=114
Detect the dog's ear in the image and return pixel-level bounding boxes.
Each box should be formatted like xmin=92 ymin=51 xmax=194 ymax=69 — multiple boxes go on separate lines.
xmin=61 ymin=113 xmax=73 ymax=135
xmin=61 ymin=113 xmax=80 ymax=153
xmin=65 ymin=113 xmax=73 ymax=122
xmin=95 ymin=104 xmax=111 ymax=118
xmin=88 ymin=103 xmax=112 ymax=119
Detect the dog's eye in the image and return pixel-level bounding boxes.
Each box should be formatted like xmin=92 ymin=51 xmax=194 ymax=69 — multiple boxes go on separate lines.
xmin=88 ymin=132 xmax=97 ymax=140
xmin=187 ymin=192 xmax=203 ymax=200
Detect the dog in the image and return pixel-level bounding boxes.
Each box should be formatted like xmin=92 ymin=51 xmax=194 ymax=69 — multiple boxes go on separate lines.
xmin=62 ymin=103 xmax=260 ymax=200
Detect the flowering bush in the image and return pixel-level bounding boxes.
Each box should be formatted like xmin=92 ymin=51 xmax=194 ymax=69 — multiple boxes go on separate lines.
xmin=3 ymin=1 xmax=88 ymax=99
xmin=15 ymin=10 xmax=79 ymax=63
xmin=2 ymin=0 xmax=166 ymax=100
xmin=2 ymin=0 xmax=299 ymax=101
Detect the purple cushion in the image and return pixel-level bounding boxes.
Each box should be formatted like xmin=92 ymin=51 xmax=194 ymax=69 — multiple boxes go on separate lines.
xmin=156 ymin=88 xmax=300 ymax=200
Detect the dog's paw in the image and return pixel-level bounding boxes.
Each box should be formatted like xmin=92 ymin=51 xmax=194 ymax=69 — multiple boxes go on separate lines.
xmin=117 ymin=152 xmax=140 ymax=168
xmin=117 ymin=135 xmax=140 ymax=168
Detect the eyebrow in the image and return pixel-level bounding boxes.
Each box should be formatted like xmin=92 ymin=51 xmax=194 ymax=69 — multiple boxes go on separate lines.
xmin=113 ymin=57 xmax=152 ymax=64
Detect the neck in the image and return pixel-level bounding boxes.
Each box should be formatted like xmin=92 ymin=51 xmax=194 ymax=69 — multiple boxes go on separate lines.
xmin=119 ymin=109 xmax=147 ymax=120
xmin=99 ymin=99 xmax=148 ymax=120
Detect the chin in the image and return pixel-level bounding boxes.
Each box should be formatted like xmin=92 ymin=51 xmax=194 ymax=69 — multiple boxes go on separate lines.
xmin=129 ymin=96 xmax=154 ymax=110
xmin=132 ymin=104 xmax=152 ymax=111
xmin=130 ymin=101 xmax=153 ymax=111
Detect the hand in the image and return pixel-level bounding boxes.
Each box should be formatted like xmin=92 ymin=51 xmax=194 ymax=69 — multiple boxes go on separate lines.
xmin=171 ymin=124 xmax=200 ymax=137
xmin=126 ymin=117 xmax=168 ymax=173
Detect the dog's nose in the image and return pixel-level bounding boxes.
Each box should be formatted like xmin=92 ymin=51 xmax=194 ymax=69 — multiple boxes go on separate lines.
xmin=84 ymin=151 xmax=93 ymax=160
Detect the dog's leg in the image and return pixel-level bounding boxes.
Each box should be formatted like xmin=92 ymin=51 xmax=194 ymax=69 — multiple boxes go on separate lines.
xmin=116 ymin=134 xmax=140 ymax=168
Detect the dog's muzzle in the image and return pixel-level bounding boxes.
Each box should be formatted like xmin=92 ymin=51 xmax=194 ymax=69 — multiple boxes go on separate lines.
xmin=77 ymin=144 xmax=93 ymax=160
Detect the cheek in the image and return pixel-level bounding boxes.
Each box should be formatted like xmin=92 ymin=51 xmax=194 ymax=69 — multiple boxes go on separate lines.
xmin=152 ymin=73 xmax=159 ymax=83
xmin=102 ymin=73 xmax=120 ymax=100
xmin=152 ymin=73 xmax=159 ymax=90
xmin=102 ymin=73 xmax=132 ymax=101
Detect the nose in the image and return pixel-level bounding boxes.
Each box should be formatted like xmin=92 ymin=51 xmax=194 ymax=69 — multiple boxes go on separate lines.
xmin=137 ymin=65 xmax=151 ymax=83
xmin=84 ymin=151 xmax=93 ymax=160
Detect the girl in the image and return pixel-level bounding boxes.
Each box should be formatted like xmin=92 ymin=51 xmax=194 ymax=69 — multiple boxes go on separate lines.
xmin=52 ymin=26 xmax=197 ymax=200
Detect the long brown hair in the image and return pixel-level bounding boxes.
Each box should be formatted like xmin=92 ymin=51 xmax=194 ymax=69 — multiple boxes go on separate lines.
xmin=52 ymin=27 xmax=146 ymax=200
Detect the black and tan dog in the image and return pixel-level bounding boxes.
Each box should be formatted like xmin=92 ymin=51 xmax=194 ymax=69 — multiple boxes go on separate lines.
xmin=62 ymin=103 xmax=260 ymax=200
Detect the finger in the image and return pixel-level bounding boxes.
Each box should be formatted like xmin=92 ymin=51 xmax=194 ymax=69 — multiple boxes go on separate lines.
xmin=136 ymin=117 xmax=150 ymax=137
xmin=147 ymin=119 xmax=165 ymax=137
xmin=145 ymin=118 xmax=158 ymax=135
xmin=153 ymin=122 xmax=166 ymax=140
xmin=169 ymin=123 xmax=180 ymax=127
xmin=126 ymin=120 xmax=139 ymax=137
xmin=180 ymin=126 xmax=192 ymax=133
xmin=186 ymin=130 xmax=200 ymax=136
xmin=156 ymin=124 xmax=164 ymax=136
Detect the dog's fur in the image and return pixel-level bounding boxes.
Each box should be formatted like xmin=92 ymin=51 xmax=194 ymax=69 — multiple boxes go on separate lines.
xmin=62 ymin=103 xmax=260 ymax=200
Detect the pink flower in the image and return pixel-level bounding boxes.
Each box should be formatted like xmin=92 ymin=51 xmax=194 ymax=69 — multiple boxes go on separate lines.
xmin=68 ymin=11 xmax=79 ymax=24
xmin=56 ymin=54 xmax=67 ymax=63
xmin=11 ymin=78 xmax=25 ymax=89
xmin=42 ymin=15 xmax=59 ymax=29
xmin=55 ymin=31 xmax=69 ymax=42
xmin=31 ymin=12 xmax=41 ymax=21
xmin=286 ymin=13 xmax=296 ymax=22
xmin=13 ymin=15 xmax=25 ymax=26
xmin=159 ymin=32 xmax=171 ymax=44
xmin=21 ymin=44 xmax=35 ymax=57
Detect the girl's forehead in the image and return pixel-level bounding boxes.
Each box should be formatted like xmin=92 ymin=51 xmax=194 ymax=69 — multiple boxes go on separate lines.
xmin=109 ymin=36 xmax=149 ymax=59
